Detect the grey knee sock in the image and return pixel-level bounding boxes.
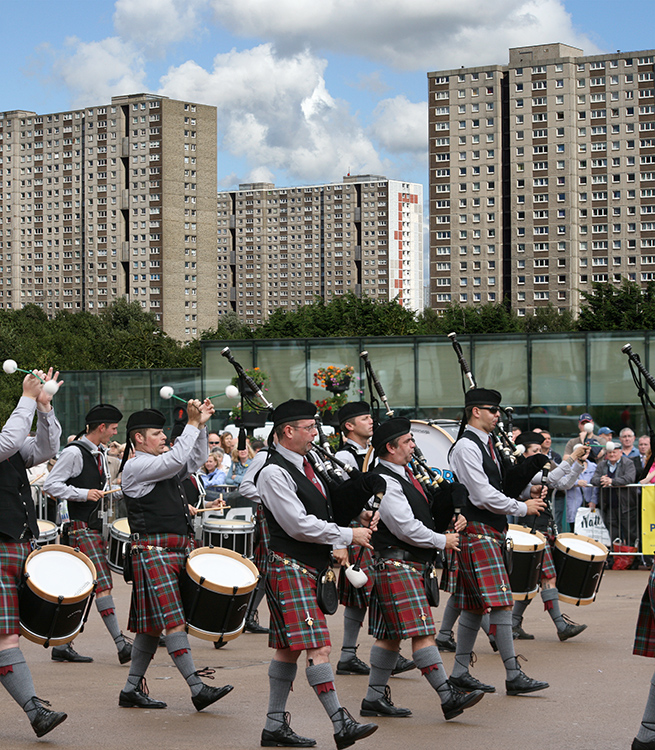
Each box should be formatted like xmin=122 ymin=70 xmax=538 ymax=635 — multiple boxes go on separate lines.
xmin=341 ymin=607 xmax=366 ymax=657
xmin=365 ymin=645 xmax=398 ymax=701
xmin=637 ymin=673 xmax=655 ymax=742
xmin=489 ymin=610 xmax=520 ymax=680
xmin=541 ymin=587 xmax=565 ymax=631
xmin=480 ymin=613 xmax=490 ymax=636
xmin=0 ymin=648 xmax=39 ymax=720
xmin=438 ymin=596 xmax=460 ymax=638
xmin=412 ymin=645 xmax=450 ymax=703
xmin=451 ymin=611 xmax=482 ymax=678
xmin=166 ymin=631 xmax=203 ymax=696
xmin=306 ymin=662 xmax=343 ymax=732
xmin=124 ymin=633 xmax=159 ymax=691
xmin=512 ymin=598 xmax=531 ymax=628
xmin=265 ymin=660 xmax=297 ymax=731
xmin=96 ymin=595 xmax=125 ymax=647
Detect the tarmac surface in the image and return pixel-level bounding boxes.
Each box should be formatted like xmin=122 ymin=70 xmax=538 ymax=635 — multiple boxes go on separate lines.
xmin=2 ymin=565 xmax=652 ymax=750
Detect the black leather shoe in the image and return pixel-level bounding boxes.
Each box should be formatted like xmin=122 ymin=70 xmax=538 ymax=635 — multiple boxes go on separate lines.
xmin=332 ymin=707 xmax=378 ymax=750
xmin=119 ymin=680 xmax=167 ymax=709
xmin=192 ymin=683 xmax=234 ymax=711
xmin=391 ymin=654 xmax=416 ymax=676
xmin=441 ymin=684 xmax=484 ymax=720
xmin=633 ymin=737 xmax=655 ymax=749
xmin=27 ymin=698 xmax=68 ymax=738
xmin=51 ymin=644 xmax=94 ymax=663
xmin=360 ymin=685 xmax=412 ymax=717
xmin=245 ymin=611 xmax=270 ymax=634
xmin=505 ymin=670 xmax=549 ymax=696
xmin=436 ymin=633 xmax=457 ymax=652
xmin=117 ymin=639 xmax=132 ymax=665
xmin=449 ymin=672 xmax=496 ymax=693
xmin=512 ymin=624 xmax=535 ymax=640
xmin=337 ymin=648 xmax=370 ymax=675
xmin=557 ymin=615 xmax=587 ymax=642
xmin=261 ymin=713 xmax=317 ymax=747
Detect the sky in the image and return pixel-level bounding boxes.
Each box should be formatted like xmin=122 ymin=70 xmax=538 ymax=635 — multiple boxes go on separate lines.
xmin=2 ymin=0 xmax=655 ymax=198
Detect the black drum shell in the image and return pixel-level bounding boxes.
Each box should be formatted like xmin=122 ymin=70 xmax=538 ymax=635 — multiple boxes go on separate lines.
xmin=19 ymin=585 xmax=90 ymax=646
xmin=508 ymin=547 xmax=545 ymax=600
xmin=553 ymin=544 xmax=606 ymax=604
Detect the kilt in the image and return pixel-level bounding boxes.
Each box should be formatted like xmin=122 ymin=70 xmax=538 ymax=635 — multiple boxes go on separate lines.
xmin=0 ymin=541 xmax=32 ymax=635
xmin=128 ymin=533 xmax=192 ymax=634
xmin=368 ymin=558 xmax=435 ymax=641
xmin=634 ymin=564 xmax=655 ymax=657
xmin=252 ymin=503 xmax=270 ymax=574
xmin=338 ymin=545 xmax=373 ymax=609
xmin=446 ymin=521 xmax=514 ymax=611
xmin=65 ymin=521 xmax=113 ymax=593
xmin=265 ymin=553 xmax=331 ymax=651
xmin=540 ymin=543 xmax=557 ymax=581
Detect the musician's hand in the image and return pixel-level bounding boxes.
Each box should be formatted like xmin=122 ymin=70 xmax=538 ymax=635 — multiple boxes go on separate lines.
xmin=198 ymin=398 xmax=215 ymax=424
xmin=524 ymin=496 xmax=546 ymax=515
xmin=36 ymin=368 xmax=63 ymax=411
xmin=186 ymin=399 xmax=202 ymax=427
xmin=351 ymin=526 xmax=373 ymax=549
xmin=86 ymin=489 xmax=104 ymax=502
xmin=332 ymin=548 xmax=348 ymax=567
xmin=188 ymin=504 xmax=198 ymax=517
xmin=444 ymin=533 xmax=460 ymax=551
xmin=22 ymin=371 xmax=44 ymax=400
xmin=571 ymin=444 xmax=591 ymax=462
xmin=453 ymin=514 xmax=467 ymax=533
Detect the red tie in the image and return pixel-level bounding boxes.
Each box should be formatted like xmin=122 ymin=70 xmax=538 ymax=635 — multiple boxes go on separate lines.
xmin=405 ymin=467 xmax=428 ymax=501
xmin=97 ymin=453 xmax=103 ymax=476
xmin=488 ymin=436 xmax=497 ymax=462
xmin=303 ymin=458 xmax=326 ymax=497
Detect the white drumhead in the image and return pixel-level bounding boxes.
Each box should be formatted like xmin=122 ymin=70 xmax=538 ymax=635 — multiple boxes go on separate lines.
xmin=410 ymin=420 xmax=455 ymax=479
xmin=26 ymin=550 xmax=94 ymax=598
xmin=112 ymin=518 xmax=131 ymax=535
xmin=203 ymin=519 xmax=254 ymax=532
xmin=507 ymin=527 xmax=543 ymax=547
xmin=188 ymin=551 xmax=257 ymax=587
xmin=561 ymin=536 xmax=601 ymax=556
xmin=37 ymin=520 xmax=56 ymax=534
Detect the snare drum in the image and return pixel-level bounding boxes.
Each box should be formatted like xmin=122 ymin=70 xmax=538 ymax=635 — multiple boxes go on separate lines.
xmin=180 ymin=546 xmax=259 ymax=642
xmin=19 ymin=544 xmax=97 ymax=646
xmin=36 ymin=519 xmax=58 ymax=545
xmin=202 ymin=518 xmax=255 ymax=558
xmin=553 ymin=532 xmax=608 ymax=606
xmin=409 ymin=420 xmax=456 ymax=482
xmin=505 ymin=525 xmax=547 ymax=601
xmin=107 ymin=518 xmax=131 ymax=574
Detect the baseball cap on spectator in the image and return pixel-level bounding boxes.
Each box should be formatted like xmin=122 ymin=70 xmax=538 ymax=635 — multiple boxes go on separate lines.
xmin=598 ymin=427 xmax=614 ymax=436
xmin=579 ymin=413 xmax=593 ymax=423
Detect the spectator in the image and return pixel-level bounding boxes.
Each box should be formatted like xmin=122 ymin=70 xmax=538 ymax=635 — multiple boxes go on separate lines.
xmin=640 ymin=451 xmax=655 ymax=485
xmin=251 ymin=439 xmax=265 ymax=453
xmin=537 ymin=429 xmax=562 ymax=465
xmin=597 ymin=427 xmax=614 ymax=446
xmin=219 ymin=432 xmax=235 ymax=473
xmin=565 ymin=460 xmax=598 ymax=525
xmin=226 ymin=445 xmax=255 ymax=486
xmin=563 ymin=413 xmax=601 ymax=461
xmin=639 ymin=435 xmax=651 ymax=470
xmin=590 ymin=444 xmax=636 ymax=545
xmin=200 ymin=452 xmax=227 ymax=488
xmin=207 ymin=431 xmax=221 ymax=451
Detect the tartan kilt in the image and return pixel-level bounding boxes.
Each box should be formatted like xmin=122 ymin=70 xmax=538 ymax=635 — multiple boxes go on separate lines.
xmin=265 ymin=553 xmax=331 ymax=651
xmin=252 ymin=503 xmax=270 ymax=574
xmin=128 ymin=534 xmax=192 ymax=634
xmin=65 ymin=521 xmax=113 ymax=593
xmin=446 ymin=521 xmax=514 ymax=611
xmin=540 ymin=542 xmax=557 ymax=581
xmin=634 ymin=564 xmax=655 ymax=657
xmin=338 ymin=545 xmax=373 ymax=609
xmin=0 ymin=541 xmax=32 ymax=635
xmin=368 ymin=558 xmax=435 ymax=641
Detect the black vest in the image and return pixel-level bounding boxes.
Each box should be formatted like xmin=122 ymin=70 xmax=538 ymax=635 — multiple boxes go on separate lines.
xmin=124 ymin=476 xmax=192 ymax=537
xmin=260 ymin=450 xmax=334 ymax=570
xmin=0 ymin=453 xmax=40 ymax=541
xmin=339 ymin=443 xmax=366 ymax=471
xmin=63 ymin=441 xmax=105 ymax=524
xmin=370 ymin=463 xmax=437 ymax=564
xmin=459 ymin=431 xmax=508 ymax=533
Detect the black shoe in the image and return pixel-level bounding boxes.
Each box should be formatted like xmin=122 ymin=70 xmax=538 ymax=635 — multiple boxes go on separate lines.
xmin=505 ymin=670 xmax=549 ymax=696
xmin=261 ymin=713 xmax=317 ymax=747
xmin=119 ymin=679 xmax=167 ymax=709
xmin=488 ymin=634 xmax=498 ymax=653
xmin=436 ymin=633 xmax=457 ymax=652
xmin=449 ymin=672 xmax=496 ymax=693
xmin=360 ymin=685 xmax=412 ymax=717
xmin=337 ymin=648 xmax=370 ymax=676
xmin=332 ymin=707 xmax=378 ymax=750
xmin=192 ymin=683 xmax=234 ymax=711
xmin=512 ymin=624 xmax=534 ymax=640
xmin=633 ymin=737 xmax=655 ymax=750
xmin=441 ymin=683 xmax=484 ymax=720
xmin=27 ymin=698 xmax=68 ymax=738
xmin=557 ymin=615 xmax=587 ymax=642
xmin=51 ymin=643 xmax=94 ymax=663
xmin=117 ymin=637 xmax=132 ymax=665
xmin=391 ymin=654 xmax=416 ymax=676
xmin=245 ymin=610 xmax=270 ymax=634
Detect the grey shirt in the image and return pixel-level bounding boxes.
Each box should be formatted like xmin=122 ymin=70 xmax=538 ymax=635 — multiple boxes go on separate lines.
xmin=335 ymin=438 xmax=368 ymax=473
xmin=239 ymin=448 xmax=269 ymax=503
xmin=0 ymin=396 xmax=61 ymax=467
xmin=44 ymin=435 xmax=111 ymax=502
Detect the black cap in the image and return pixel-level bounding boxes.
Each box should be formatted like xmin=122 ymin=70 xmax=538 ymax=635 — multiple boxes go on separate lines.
xmin=126 ymin=408 xmax=166 ymax=433
xmin=372 ymin=417 xmax=411 ymax=454
xmin=515 ymin=431 xmax=545 ymax=448
xmin=86 ymin=403 xmax=123 ymax=424
xmin=272 ymin=399 xmax=317 ymax=427
xmin=465 ymin=388 xmax=502 ymax=408
xmin=338 ymin=401 xmax=371 ymax=426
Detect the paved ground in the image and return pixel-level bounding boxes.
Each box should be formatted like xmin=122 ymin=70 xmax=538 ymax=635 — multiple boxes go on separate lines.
xmin=1 ymin=567 xmax=651 ymax=749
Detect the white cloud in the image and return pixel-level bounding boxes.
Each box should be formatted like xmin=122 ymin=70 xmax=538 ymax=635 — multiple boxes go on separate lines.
xmin=159 ymin=44 xmax=385 ymax=183
xmin=113 ymin=0 xmax=209 ymax=53
xmin=370 ymin=95 xmax=427 ymax=154
xmin=208 ymin=0 xmax=600 ymax=70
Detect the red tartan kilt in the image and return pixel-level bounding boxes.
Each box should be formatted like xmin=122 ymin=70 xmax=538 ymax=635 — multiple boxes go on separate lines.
xmin=65 ymin=521 xmax=113 ymax=593
xmin=0 ymin=541 xmax=32 ymax=636
xmin=252 ymin=504 xmax=270 ymax=573
xmin=338 ymin=546 xmax=373 ymax=608
xmin=540 ymin=543 xmax=557 ymax=580
xmin=265 ymin=553 xmax=330 ymax=651
xmin=634 ymin=564 xmax=655 ymax=657
xmin=368 ymin=559 xmax=435 ymax=641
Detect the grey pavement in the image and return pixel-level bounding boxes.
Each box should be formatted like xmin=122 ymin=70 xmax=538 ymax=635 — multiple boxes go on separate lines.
xmin=1 ymin=567 xmax=651 ymax=749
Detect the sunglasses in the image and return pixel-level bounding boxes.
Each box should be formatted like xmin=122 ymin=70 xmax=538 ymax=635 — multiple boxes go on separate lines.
xmin=479 ymin=406 xmax=500 ymax=414
xmin=208 ymin=441 xmax=220 ymax=445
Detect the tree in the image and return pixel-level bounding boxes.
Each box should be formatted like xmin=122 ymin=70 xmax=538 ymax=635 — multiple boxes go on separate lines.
xmin=577 ymin=279 xmax=655 ymax=331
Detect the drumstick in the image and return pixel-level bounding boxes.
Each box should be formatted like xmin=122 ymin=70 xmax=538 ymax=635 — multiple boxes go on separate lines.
xmin=29 ymin=471 xmax=46 ymax=485
xmin=195 ymin=506 xmax=232 ymax=513
xmin=101 ymin=487 xmax=122 ymax=496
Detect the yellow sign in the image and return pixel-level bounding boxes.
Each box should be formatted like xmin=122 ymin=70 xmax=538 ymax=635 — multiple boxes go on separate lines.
xmin=642 ymin=485 xmax=655 ymax=555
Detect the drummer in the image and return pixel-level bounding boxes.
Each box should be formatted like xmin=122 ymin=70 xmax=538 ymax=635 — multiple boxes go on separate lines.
xmin=0 ymin=368 xmax=68 ymax=738
xmin=118 ymin=404 xmax=234 ymax=712
xmin=43 ymin=404 xmax=132 ymax=665
xmin=510 ymin=432 xmax=589 ymax=642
